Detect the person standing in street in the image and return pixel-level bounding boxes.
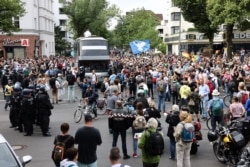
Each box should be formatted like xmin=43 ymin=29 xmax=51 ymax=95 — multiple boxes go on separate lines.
xmin=4 ymin=80 xmax=13 ymax=111
xmin=75 ymin=114 xmax=102 ymax=167
xmin=36 ymin=84 xmax=54 ymax=136
xmin=66 ymin=70 xmax=76 ymax=102
xmin=156 ymin=76 xmax=167 ymax=112
xmin=174 ymin=111 xmax=193 ymax=167
xmin=198 ymin=78 xmax=210 ymax=120
xmin=109 ymin=100 xmax=131 ymax=160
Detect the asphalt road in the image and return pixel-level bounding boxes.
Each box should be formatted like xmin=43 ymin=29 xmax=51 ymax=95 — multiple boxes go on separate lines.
xmin=0 ymin=86 xmax=225 ymax=167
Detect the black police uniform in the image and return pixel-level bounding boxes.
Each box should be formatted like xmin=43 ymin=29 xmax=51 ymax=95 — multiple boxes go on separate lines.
xmin=36 ymin=86 xmax=53 ymax=136
xmin=9 ymin=87 xmax=22 ymax=128
xmin=21 ymin=89 xmax=35 ymax=136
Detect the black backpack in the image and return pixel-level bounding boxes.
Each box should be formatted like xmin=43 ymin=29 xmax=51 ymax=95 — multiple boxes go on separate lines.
xmin=100 ymin=82 xmax=106 ymax=93
xmin=145 ymin=130 xmax=164 ymax=156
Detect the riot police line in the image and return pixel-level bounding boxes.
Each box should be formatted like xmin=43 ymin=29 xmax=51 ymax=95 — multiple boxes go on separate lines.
xmin=8 ymin=82 xmax=53 ymax=137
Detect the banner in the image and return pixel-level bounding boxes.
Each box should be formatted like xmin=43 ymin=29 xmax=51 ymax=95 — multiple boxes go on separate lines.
xmin=129 ymin=40 xmax=150 ymax=55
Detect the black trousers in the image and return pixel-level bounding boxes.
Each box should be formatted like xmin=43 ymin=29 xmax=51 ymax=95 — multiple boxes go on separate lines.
xmin=112 ymin=129 xmax=128 ymax=155
xmin=23 ymin=114 xmax=33 ymax=134
xmin=40 ymin=115 xmax=50 ymax=134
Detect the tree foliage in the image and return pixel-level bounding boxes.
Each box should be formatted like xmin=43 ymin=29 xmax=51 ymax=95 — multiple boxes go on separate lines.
xmin=62 ymin=0 xmax=119 ymax=39
xmin=207 ymin=0 xmax=250 ymax=58
xmin=0 ymin=0 xmax=26 ymax=34
xmin=172 ymin=0 xmax=217 ymax=49
xmin=54 ymin=25 xmax=71 ymax=56
xmin=114 ymin=9 xmax=162 ymax=49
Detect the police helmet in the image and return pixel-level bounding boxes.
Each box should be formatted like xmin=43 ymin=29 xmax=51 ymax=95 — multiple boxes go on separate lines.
xmin=22 ymin=88 xmax=32 ymax=96
xmin=39 ymin=84 xmax=46 ymax=92
xmin=137 ymin=89 xmax=145 ymax=97
xmin=28 ymin=84 xmax=35 ymax=90
xmin=14 ymin=82 xmax=22 ymax=89
xmin=79 ymin=66 xmax=84 ymax=70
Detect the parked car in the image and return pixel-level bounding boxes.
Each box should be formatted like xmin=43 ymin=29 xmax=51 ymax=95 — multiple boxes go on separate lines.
xmin=0 ymin=133 xmax=32 ymax=166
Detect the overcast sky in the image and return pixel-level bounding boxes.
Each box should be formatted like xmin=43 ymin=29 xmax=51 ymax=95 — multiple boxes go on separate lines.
xmin=107 ymin=0 xmax=167 ymax=29
xmin=108 ymin=0 xmax=167 ymax=18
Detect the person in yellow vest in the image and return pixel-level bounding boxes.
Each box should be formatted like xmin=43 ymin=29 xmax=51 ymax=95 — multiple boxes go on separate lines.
xmin=4 ymin=80 xmax=13 ymax=111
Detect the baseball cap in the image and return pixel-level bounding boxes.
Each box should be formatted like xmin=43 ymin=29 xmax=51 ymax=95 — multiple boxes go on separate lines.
xmin=84 ymin=113 xmax=93 ymax=121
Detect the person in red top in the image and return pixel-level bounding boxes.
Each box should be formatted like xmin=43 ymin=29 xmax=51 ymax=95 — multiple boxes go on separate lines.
xmin=206 ymin=77 xmax=214 ymax=100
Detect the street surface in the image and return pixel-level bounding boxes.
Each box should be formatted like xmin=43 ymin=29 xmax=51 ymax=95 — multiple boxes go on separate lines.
xmin=0 ymin=86 xmax=225 ymax=167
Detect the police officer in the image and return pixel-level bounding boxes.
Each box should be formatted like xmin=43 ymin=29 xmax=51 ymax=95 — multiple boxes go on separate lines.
xmin=21 ymin=89 xmax=35 ymax=136
xmin=9 ymin=83 xmax=22 ymax=129
xmin=36 ymin=85 xmax=53 ymax=136
xmin=78 ymin=66 xmax=85 ymax=84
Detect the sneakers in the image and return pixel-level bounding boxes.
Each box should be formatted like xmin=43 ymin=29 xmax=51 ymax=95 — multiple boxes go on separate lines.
xmin=123 ymin=155 xmax=130 ymax=159
xmin=169 ymin=156 xmax=175 ymax=160
xmin=132 ymin=153 xmax=138 ymax=158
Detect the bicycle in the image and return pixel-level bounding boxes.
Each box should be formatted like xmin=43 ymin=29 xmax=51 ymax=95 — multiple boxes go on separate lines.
xmin=74 ymin=99 xmax=106 ymax=123
xmin=206 ymin=110 xmax=231 ymax=131
xmin=223 ymin=94 xmax=233 ymax=108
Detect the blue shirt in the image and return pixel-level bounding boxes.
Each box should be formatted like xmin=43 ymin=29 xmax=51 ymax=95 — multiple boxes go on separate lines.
xmin=198 ymin=84 xmax=210 ymax=100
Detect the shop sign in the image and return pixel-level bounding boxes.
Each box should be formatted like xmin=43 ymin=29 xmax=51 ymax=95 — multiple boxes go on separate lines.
xmin=3 ymin=39 xmax=21 ymax=46
xmin=234 ymin=33 xmax=250 ymax=39
xmin=21 ymin=39 xmax=29 ymax=46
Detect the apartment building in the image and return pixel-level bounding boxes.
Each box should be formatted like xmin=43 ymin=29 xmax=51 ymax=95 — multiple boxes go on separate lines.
xmin=54 ymin=0 xmax=74 ymax=47
xmin=0 ymin=0 xmax=55 ymax=59
xmin=165 ymin=0 xmax=250 ymax=54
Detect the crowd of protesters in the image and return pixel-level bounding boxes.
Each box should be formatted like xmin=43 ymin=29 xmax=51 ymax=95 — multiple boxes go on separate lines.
xmin=1 ymin=49 xmax=250 ymax=166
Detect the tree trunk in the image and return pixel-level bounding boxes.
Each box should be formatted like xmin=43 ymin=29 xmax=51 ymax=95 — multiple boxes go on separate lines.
xmin=208 ymin=32 xmax=214 ymax=57
xmin=226 ymin=24 xmax=234 ymax=59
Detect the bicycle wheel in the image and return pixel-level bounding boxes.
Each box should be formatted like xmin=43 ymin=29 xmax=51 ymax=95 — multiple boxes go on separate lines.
xmin=206 ymin=117 xmax=212 ymax=130
xmin=223 ymin=95 xmax=232 ymax=108
xmin=74 ymin=108 xmax=83 ymax=123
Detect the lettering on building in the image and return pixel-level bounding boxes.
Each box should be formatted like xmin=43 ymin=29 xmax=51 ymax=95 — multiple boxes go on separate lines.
xmin=234 ymin=33 xmax=250 ymax=39
xmin=3 ymin=39 xmax=21 ymax=46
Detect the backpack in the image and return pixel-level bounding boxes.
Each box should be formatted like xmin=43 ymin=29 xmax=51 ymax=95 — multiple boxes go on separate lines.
xmin=181 ymin=122 xmax=195 ymax=143
xmin=145 ymin=130 xmax=164 ymax=156
xmin=100 ymin=82 xmax=106 ymax=93
xmin=241 ymin=92 xmax=248 ymax=105
xmin=147 ymin=76 xmax=153 ymax=84
xmin=211 ymin=99 xmax=222 ymax=116
xmin=157 ymin=80 xmax=166 ymax=92
xmin=133 ymin=115 xmax=146 ymax=130
xmin=52 ymin=136 xmax=71 ymax=166
xmin=171 ymin=82 xmax=179 ymax=93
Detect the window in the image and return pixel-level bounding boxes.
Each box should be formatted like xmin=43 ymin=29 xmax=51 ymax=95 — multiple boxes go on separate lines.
xmin=34 ymin=18 xmax=37 ymax=29
xmin=171 ymin=26 xmax=180 ymax=34
xmin=13 ymin=17 xmax=20 ymax=28
xmin=171 ymin=12 xmax=180 ymax=21
xmin=60 ymin=31 xmax=66 ymax=38
xmin=60 ymin=20 xmax=67 ymax=26
xmin=158 ymin=28 xmax=163 ymax=34
xmin=59 ymin=8 xmax=65 ymax=14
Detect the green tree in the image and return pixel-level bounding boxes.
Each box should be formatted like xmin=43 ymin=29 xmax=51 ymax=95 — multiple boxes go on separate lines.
xmin=207 ymin=0 xmax=250 ymax=58
xmin=0 ymin=0 xmax=25 ymax=34
xmin=114 ymin=9 xmax=162 ymax=49
xmin=62 ymin=0 xmax=119 ymax=38
xmin=54 ymin=25 xmax=71 ymax=56
xmin=173 ymin=0 xmax=218 ymax=52
xmin=157 ymin=42 xmax=166 ymax=54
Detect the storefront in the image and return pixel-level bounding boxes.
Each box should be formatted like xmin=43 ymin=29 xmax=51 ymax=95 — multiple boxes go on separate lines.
xmin=0 ymin=35 xmax=40 ymax=59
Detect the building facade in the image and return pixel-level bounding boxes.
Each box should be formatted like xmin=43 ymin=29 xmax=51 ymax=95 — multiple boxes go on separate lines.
xmin=54 ymin=0 xmax=74 ymax=48
xmin=165 ymin=0 xmax=250 ymax=55
xmin=0 ymin=0 xmax=55 ymax=59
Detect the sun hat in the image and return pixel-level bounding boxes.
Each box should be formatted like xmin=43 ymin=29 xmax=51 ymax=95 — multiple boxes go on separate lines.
xmin=212 ymin=89 xmax=220 ymax=96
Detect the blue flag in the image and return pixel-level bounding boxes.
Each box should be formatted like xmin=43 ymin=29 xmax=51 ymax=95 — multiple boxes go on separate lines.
xmin=129 ymin=40 xmax=150 ymax=55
